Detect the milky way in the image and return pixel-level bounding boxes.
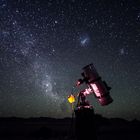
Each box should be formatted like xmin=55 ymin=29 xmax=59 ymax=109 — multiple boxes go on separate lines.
xmin=0 ymin=0 xmax=140 ymax=120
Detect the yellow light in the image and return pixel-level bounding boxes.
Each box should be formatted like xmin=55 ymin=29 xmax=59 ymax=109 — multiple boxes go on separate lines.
xmin=68 ymin=94 xmax=75 ymax=104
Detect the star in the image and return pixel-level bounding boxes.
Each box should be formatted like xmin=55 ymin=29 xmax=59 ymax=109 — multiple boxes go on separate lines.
xmin=120 ymin=48 xmax=125 ymax=55
xmin=54 ymin=20 xmax=58 ymax=24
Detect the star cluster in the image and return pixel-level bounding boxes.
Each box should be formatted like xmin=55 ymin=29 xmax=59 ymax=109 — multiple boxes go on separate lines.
xmin=0 ymin=0 xmax=140 ymax=120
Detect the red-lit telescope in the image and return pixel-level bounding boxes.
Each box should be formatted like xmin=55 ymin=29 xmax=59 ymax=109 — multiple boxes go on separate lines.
xmin=77 ymin=63 xmax=113 ymax=106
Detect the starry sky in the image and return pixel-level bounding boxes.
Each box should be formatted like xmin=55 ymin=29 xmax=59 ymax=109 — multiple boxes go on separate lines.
xmin=0 ymin=0 xmax=140 ymax=120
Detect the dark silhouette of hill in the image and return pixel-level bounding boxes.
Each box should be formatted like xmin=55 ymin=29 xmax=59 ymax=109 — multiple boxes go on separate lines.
xmin=0 ymin=114 xmax=139 ymax=140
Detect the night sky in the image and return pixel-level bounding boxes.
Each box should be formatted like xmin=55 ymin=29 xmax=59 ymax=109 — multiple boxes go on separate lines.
xmin=0 ymin=0 xmax=140 ymax=120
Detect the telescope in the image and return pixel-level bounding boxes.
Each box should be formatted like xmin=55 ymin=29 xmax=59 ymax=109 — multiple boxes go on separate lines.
xmin=67 ymin=63 xmax=113 ymax=140
xmin=74 ymin=63 xmax=113 ymax=106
